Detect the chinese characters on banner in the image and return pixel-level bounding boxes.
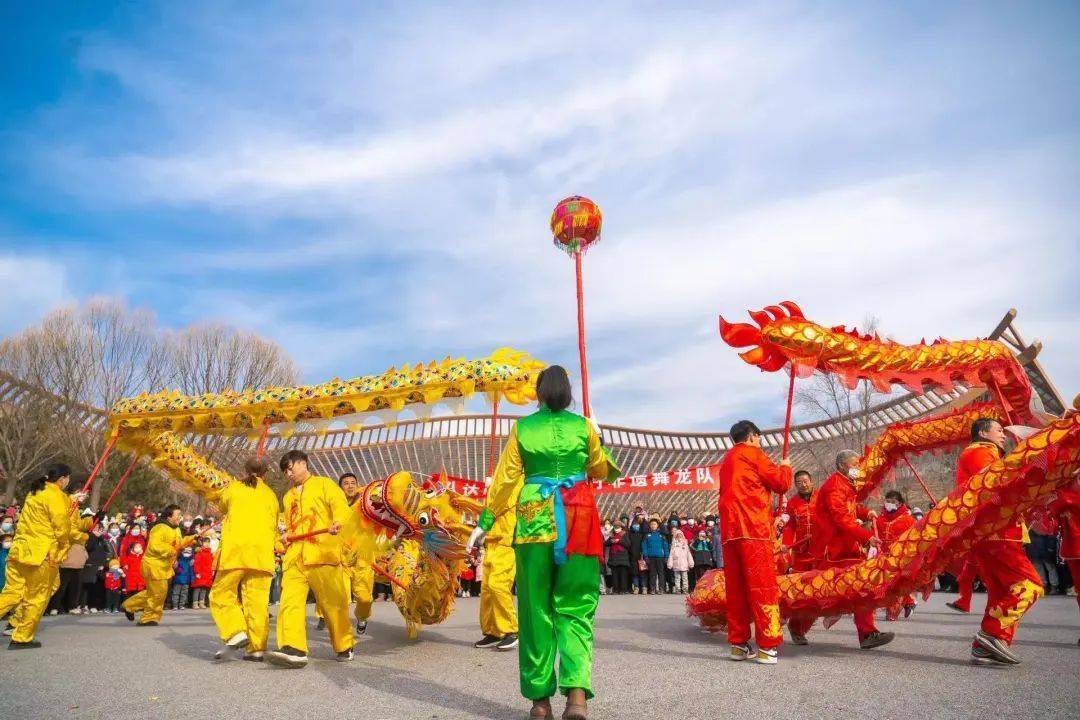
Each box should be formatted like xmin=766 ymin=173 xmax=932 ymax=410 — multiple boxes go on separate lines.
xmin=432 ymin=464 xmax=719 ymax=500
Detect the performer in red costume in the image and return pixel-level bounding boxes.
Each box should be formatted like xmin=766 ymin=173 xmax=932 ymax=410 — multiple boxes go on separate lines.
xmin=717 ymin=420 xmax=791 ymax=664
xmin=779 ymin=470 xmax=815 ymax=572
xmin=1047 ymin=484 xmax=1080 ymax=642
xmin=960 ymin=418 xmax=1044 ymax=666
xmin=875 ymin=490 xmax=916 ymax=621
xmin=946 ymin=559 xmax=978 ymax=613
xmin=787 ymin=450 xmax=895 ymax=650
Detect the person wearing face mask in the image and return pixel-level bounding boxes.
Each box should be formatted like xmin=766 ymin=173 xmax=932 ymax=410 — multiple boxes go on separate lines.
xmin=716 ymin=420 xmax=792 ymax=664
xmin=957 ymin=418 xmax=1043 ymax=666
xmin=787 ymin=450 xmax=892 ymax=650
xmin=0 ymin=531 xmax=12 ymax=592
xmin=778 ymin=471 xmax=815 ymax=574
xmin=171 ymin=546 xmax=195 ymax=610
xmin=627 ymin=520 xmax=647 ymax=594
xmin=874 ymin=491 xmax=916 ymax=620
xmin=0 ymin=464 xmax=80 ymax=648
xmin=706 ymin=516 xmax=723 ymax=570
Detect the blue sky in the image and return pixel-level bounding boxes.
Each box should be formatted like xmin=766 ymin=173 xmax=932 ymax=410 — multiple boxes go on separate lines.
xmin=1 ymin=1 xmax=1077 ymax=430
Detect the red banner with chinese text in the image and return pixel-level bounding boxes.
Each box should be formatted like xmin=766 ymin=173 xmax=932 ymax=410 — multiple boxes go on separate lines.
xmin=433 ymin=464 xmax=719 ymax=500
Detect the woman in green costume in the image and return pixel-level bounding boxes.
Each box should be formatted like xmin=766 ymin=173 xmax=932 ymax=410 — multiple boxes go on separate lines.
xmin=468 ymin=366 xmax=619 ymax=720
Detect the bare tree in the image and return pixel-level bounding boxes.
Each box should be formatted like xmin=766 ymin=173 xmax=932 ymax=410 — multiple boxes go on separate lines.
xmin=166 ymin=323 xmax=298 ymax=395
xmin=0 ymin=339 xmax=59 ymax=502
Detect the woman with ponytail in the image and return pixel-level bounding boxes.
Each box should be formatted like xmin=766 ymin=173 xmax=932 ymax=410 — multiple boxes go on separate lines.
xmin=0 ymin=464 xmax=81 ymax=648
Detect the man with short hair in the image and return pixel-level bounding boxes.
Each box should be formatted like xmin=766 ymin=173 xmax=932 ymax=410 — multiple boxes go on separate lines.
xmin=959 ymin=418 xmax=1044 ymax=666
xmin=123 ymin=504 xmax=200 ymax=626
xmin=779 ymin=470 xmax=815 ymax=573
xmin=788 ymin=450 xmax=894 ymax=650
xmin=267 ymin=450 xmax=355 ymax=667
xmin=717 ymin=420 xmax=792 ymax=664
xmin=338 ymin=472 xmax=375 ymax=637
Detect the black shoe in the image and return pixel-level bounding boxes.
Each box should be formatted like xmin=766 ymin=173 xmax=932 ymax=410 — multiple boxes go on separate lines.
xmin=473 ymin=634 xmax=502 ymax=649
xmin=336 ymin=648 xmax=354 ymax=662
xmin=266 ymin=646 xmax=308 ymax=668
xmin=124 ymin=610 xmax=135 ymax=622
xmin=8 ymin=640 xmax=42 ymax=649
xmin=355 ymin=620 xmax=367 ymax=636
xmin=138 ymin=621 xmax=159 ymax=627
xmin=903 ymin=604 xmax=915 ymax=619
xmin=859 ymin=631 xmax=895 ymax=650
xmin=242 ymin=652 xmax=265 ymax=662
xmin=945 ymin=601 xmax=968 ymax=614
xmin=316 ymin=618 xmax=326 ymax=631
xmin=973 ymin=631 xmax=1021 ymax=664
xmin=495 ymin=633 xmax=519 ymax=651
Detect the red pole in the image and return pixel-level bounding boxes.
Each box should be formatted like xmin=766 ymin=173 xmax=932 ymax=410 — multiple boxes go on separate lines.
xmin=372 ymin=562 xmax=409 ymax=592
xmin=286 ymin=527 xmax=330 ymax=543
xmin=488 ymin=396 xmax=500 ymax=478
xmin=79 ymin=432 xmax=120 ymax=495
xmin=778 ymin=367 xmax=797 ymax=512
xmin=574 ymin=251 xmax=592 ymax=418
xmin=901 ymin=455 xmax=939 ymax=505
xmin=256 ymin=419 xmax=272 ymax=459
xmin=101 ymin=455 xmax=140 ymax=513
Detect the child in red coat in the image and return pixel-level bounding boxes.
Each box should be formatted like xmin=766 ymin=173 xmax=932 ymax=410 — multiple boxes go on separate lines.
xmin=104 ymin=558 xmax=125 ymax=613
xmin=121 ymin=543 xmax=146 ymax=597
xmin=191 ymin=538 xmax=215 ymax=609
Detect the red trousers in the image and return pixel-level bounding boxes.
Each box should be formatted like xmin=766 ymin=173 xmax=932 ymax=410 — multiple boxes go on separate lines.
xmin=952 ymin=559 xmax=977 ymax=612
xmin=722 ymin=539 xmax=782 ymax=649
xmin=970 ymin=540 xmax=1043 ymax=645
xmin=787 ymin=557 xmax=878 ymax=640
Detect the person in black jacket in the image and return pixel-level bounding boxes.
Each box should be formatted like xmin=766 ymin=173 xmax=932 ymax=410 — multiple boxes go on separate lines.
xmin=605 ymin=522 xmax=632 ymax=594
xmin=81 ymin=528 xmax=114 ymax=612
xmin=689 ymin=530 xmax=714 ymax=590
xmin=627 ymin=520 xmax=647 ymax=595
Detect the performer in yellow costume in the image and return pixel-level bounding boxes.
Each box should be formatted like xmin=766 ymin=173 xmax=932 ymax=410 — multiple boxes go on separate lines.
xmin=0 ymin=464 xmax=78 ymax=648
xmin=339 ymin=473 xmax=375 ymax=636
xmin=123 ymin=505 xmax=199 ymax=625
xmin=208 ymin=457 xmax=281 ymax=661
xmin=473 ymin=507 xmax=519 ymax=650
xmin=267 ymin=449 xmax=355 ymax=667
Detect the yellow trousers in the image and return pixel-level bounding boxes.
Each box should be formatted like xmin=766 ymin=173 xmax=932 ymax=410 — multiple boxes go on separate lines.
xmin=480 ymin=544 xmax=519 ymax=637
xmin=0 ymin=561 xmax=55 ymax=643
xmin=210 ymin=568 xmax=273 ymax=652
xmin=276 ymin=563 xmax=353 ymax=654
xmin=350 ymin=559 xmax=374 ymax=622
xmin=123 ymin=577 xmax=169 ymax=625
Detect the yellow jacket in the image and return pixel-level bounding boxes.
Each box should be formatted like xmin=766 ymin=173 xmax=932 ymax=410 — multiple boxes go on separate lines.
xmin=142 ymin=523 xmax=197 ymax=581
xmin=9 ymin=482 xmax=73 ymax=566
xmin=282 ymin=475 xmax=352 ymax=569
xmin=208 ymin=479 xmax=280 ymax=574
xmin=68 ymin=509 xmax=93 ymax=546
xmin=340 ymin=494 xmax=376 ymax=567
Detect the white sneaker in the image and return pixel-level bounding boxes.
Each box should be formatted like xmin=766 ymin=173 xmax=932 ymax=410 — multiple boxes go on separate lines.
xmin=754 ymin=648 xmax=778 ymax=664
xmin=69 ymin=608 xmax=82 ymax=615
xmin=730 ymin=643 xmax=752 ymax=661
xmin=2 ymin=625 xmax=13 ymax=636
xmin=49 ymin=610 xmax=58 ymax=616
xmin=90 ymin=608 xmax=99 ymax=614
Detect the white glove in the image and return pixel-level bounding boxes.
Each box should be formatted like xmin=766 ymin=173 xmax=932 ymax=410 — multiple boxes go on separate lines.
xmin=466 ymin=526 xmax=487 ymax=555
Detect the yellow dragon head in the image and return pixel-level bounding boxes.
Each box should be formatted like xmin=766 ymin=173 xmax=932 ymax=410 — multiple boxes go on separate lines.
xmin=360 ymin=471 xmax=483 ymax=558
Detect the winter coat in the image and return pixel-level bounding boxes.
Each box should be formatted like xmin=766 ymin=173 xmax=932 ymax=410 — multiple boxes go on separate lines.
xmin=0 ymin=546 xmax=8 ymax=592
xmin=627 ymin=526 xmax=646 ymax=565
xmin=709 ymin=523 xmax=723 ymax=568
xmin=121 ymin=553 xmax=145 ymax=593
xmin=104 ymin=567 xmax=124 ymax=591
xmin=605 ymin=530 xmax=631 ymax=568
xmin=192 ymin=547 xmax=215 ymax=588
xmin=83 ymin=534 xmax=114 ymax=584
xmin=61 ymin=543 xmax=88 ymax=570
xmin=691 ymin=539 xmax=714 ymax=568
xmin=667 ymin=538 xmax=695 ymax=572
xmin=642 ymin=531 xmax=669 ymax=559
xmin=173 ymin=553 xmax=195 ymax=585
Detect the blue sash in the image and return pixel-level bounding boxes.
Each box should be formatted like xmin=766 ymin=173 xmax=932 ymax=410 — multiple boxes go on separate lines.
xmin=525 ymin=472 xmax=587 ymax=565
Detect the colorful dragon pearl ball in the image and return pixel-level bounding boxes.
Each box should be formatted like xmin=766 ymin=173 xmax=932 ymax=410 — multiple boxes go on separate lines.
xmin=550 ymin=196 xmax=602 ymax=254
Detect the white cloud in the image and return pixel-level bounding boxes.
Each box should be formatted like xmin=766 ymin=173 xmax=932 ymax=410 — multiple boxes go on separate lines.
xmin=0 ymin=255 xmax=69 ymax=336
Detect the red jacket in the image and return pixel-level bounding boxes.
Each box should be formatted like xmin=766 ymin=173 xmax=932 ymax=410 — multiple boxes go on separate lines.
xmin=810 ymin=472 xmax=871 ymax=563
xmin=875 ymin=504 xmax=915 ymax=545
xmin=1049 ymin=486 xmax=1080 ymax=559
xmin=957 ymin=441 xmax=1023 ymax=542
xmin=192 ymin=547 xmax=215 ymax=588
xmin=781 ymin=494 xmax=813 ymax=555
xmin=717 ymin=443 xmax=792 ymax=543
xmin=121 ymin=553 xmax=145 ymax=593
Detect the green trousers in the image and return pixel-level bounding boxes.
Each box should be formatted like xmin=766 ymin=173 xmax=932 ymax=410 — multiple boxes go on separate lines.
xmin=515 ymin=543 xmax=600 ymax=701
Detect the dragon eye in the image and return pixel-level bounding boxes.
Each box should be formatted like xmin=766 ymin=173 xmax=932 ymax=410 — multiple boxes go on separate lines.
xmin=417 ymin=512 xmax=430 ymax=527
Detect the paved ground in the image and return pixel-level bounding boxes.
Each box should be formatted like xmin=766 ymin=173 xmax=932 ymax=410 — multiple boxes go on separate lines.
xmin=0 ymin=593 xmax=1076 ymax=720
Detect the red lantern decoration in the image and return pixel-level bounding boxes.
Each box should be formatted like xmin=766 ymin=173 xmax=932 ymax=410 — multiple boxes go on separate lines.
xmin=550 ymin=196 xmax=603 ymax=255
xmin=549 ymin=196 xmax=605 ymax=418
